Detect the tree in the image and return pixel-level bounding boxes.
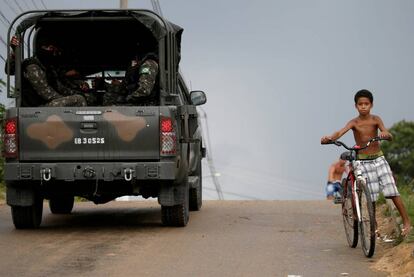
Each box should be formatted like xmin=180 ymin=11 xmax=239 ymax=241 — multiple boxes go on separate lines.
xmin=382 ymin=120 xmax=414 ymax=185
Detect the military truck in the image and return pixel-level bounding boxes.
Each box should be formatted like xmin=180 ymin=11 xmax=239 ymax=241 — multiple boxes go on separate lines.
xmin=2 ymin=10 xmax=206 ymax=228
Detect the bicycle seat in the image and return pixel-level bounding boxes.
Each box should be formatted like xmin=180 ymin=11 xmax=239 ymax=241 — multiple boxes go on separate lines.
xmin=340 ymin=151 xmax=356 ymax=161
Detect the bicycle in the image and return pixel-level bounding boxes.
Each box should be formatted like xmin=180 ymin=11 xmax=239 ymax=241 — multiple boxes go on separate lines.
xmin=322 ymin=137 xmax=387 ymax=258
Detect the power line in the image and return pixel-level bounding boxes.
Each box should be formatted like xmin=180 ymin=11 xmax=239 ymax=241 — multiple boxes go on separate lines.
xmin=12 ymin=0 xmax=25 ymax=13
xmin=0 ymin=36 xmax=8 ymax=47
xmin=31 ymin=0 xmax=40 ymax=9
xmin=20 ymin=0 xmax=31 ymax=10
xmin=218 ymin=163 xmax=313 ymax=187
xmin=212 ymin=162 xmax=321 ymax=195
xmin=0 ymin=17 xmax=10 ymax=29
xmin=199 ymin=107 xmax=224 ymax=200
xmin=151 ymin=0 xmax=163 ymax=17
xmin=4 ymin=0 xmax=21 ymax=16
xmin=39 ymin=0 xmax=47 ymax=9
xmin=203 ymin=186 xmax=260 ymax=200
xmin=0 ymin=10 xmax=12 ymax=26
xmin=217 ymin=170 xmax=321 ymax=197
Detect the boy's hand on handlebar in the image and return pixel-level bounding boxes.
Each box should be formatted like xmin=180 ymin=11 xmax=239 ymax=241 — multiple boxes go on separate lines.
xmin=379 ymin=131 xmax=392 ymax=141
xmin=321 ymin=136 xmax=333 ymax=144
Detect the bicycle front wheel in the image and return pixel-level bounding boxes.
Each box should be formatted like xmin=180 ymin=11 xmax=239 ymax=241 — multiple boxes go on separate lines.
xmin=342 ymin=178 xmax=358 ymax=248
xmin=357 ymin=179 xmax=376 ymax=258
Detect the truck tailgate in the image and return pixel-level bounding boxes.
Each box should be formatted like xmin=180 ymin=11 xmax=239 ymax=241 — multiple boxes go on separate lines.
xmin=18 ymin=107 xmax=160 ymax=161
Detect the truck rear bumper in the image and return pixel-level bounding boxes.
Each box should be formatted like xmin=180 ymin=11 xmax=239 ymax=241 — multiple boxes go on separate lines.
xmin=5 ymin=161 xmax=176 ymax=182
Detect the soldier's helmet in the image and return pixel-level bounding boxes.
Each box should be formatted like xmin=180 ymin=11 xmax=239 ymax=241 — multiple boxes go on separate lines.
xmin=37 ymin=41 xmax=63 ymax=65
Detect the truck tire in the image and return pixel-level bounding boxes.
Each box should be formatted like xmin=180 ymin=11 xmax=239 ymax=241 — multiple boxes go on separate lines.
xmin=11 ymin=195 xmax=43 ymax=229
xmin=49 ymin=196 xmax=74 ymax=214
xmin=161 ymin=181 xmax=189 ymax=227
xmin=189 ymin=158 xmax=202 ymax=211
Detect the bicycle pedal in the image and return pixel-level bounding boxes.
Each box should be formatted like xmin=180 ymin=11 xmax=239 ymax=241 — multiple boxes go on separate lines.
xmin=333 ymin=198 xmax=343 ymax=204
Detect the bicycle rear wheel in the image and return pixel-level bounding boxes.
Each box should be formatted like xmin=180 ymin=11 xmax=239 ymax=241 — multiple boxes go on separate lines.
xmin=341 ymin=178 xmax=358 ymax=248
xmin=357 ymin=179 xmax=376 ymax=258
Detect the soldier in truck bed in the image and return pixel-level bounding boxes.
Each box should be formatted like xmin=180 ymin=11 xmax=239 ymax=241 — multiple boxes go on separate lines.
xmin=125 ymin=53 xmax=159 ymax=103
xmin=5 ymin=36 xmax=88 ymax=107
xmin=103 ymin=53 xmax=159 ymax=106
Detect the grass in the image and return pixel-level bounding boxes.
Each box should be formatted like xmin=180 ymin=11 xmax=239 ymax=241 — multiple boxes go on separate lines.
xmin=399 ymin=185 xmax=414 ymax=227
xmin=377 ymin=180 xmax=414 ymax=224
xmin=378 ymin=184 xmax=414 ymax=243
xmin=0 ymin=182 xmax=5 ymax=202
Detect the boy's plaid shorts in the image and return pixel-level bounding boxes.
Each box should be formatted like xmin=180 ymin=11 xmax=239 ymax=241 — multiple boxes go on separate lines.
xmin=355 ymin=156 xmax=399 ymax=202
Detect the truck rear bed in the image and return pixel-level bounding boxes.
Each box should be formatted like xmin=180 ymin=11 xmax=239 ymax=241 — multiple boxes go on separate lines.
xmin=17 ymin=106 xmax=160 ymax=161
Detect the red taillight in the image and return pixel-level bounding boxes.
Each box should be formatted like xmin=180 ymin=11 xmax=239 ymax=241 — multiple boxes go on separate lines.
xmin=160 ymin=117 xmax=176 ymax=155
xmin=161 ymin=118 xmax=173 ymax=132
xmin=5 ymin=120 xmax=17 ymax=134
xmin=3 ymin=118 xmax=18 ymax=158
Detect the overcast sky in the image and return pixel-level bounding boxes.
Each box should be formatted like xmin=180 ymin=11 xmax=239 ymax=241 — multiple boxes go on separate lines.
xmin=1 ymin=0 xmax=414 ymax=200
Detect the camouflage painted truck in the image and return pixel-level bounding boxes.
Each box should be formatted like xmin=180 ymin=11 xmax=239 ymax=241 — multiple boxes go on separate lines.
xmin=2 ymin=10 xmax=206 ymax=228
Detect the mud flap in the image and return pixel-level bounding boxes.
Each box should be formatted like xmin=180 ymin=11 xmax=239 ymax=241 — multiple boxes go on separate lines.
xmin=7 ymin=187 xmax=35 ymax=206
xmin=158 ymin=183 xmax=187 ymax=206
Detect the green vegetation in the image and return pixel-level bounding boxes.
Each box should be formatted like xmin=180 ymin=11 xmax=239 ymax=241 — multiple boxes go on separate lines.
xmin=382 ymin=120 xmax=414 ymax=185
xmin=399 ymin=185 xmax=414 ymax=226
xmin=381 ymin=120 xmax=414 ymax=240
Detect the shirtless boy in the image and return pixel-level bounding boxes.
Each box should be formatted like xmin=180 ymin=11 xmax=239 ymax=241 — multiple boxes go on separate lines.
xmin=326 ymin=159 xmax=347 ymax=200
xmin=321 ymin=89 xmax=411 ymax=236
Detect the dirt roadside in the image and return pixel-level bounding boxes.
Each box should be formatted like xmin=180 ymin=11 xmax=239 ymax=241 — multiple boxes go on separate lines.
xmin=372 ymin=204 xmax=414 ymax=277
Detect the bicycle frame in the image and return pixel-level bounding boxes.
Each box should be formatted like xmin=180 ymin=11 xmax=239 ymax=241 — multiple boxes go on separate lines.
xmin=326 ymin=136 xmax=382 ymax=220
xmin=344 ymin=162 xmax=363 ymax=223
xmin=352 ymin=162 xmax=365 ymax=223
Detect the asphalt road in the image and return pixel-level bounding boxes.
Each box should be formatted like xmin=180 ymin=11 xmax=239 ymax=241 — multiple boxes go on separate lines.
xmin=0 ymin=200 xmax=386 ymax=277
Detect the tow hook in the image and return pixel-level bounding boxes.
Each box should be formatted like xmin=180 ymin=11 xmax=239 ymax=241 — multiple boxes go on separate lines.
xmin=124 ymin=168 xmax=134 ymax=181
xmin=40 ymin=168 xmax=52 ymax=182
xmin=83 ymin=166 xmax=96 ymax=179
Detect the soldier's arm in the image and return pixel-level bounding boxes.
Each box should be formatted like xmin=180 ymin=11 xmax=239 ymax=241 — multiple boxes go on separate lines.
xmin=24 ymin=64 xmax=62 ymax=101
xmin=131 ymin=59 xmax=159 ymax=97
xmin=4 ymin=54 xmax=16 ymax=75
xmin=4 ymin=36 xmax=19 ymax=75
xmin=55 ymin=79 xmax=81 ymax=96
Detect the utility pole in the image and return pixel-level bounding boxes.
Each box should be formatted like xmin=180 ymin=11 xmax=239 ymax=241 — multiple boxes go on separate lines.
xmin=199 ymin=107 xmax=224 ymax=200
xmin=120 ymin=0 xmax=128 ymax=9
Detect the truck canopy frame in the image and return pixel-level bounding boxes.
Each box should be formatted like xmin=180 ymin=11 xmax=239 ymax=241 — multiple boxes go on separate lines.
xmin=6 ymin=9 xmax=183 ymax=102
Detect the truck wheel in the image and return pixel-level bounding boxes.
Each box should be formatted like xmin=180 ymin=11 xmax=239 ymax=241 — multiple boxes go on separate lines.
xmin=189 ymin=158 xmax=202 ymax=211
xmin=49 ymin=196 xmax=74 ymax=214
xmin=161 ymin=182 xmax=189 ymax=227
xmin=11 ymin=195 xmax=43 ymax=229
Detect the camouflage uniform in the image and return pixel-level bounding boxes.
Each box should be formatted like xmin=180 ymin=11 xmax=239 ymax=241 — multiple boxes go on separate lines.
xmin=23 ymin=59 xmax=87 ymax=107
xmin=101 ymin=58 xmax=159 ymax=106
xmin=60 ymin=78 xmax=97 ymax=106
xmin=125 ymin=59 xmax=159 ymax=103
xmin=102 ymin=82 xmax=126 ymax=106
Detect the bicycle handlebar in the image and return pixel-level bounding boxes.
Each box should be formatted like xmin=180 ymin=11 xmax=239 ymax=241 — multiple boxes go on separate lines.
xmin=321 ymin=136 xmax=389 ymax=151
